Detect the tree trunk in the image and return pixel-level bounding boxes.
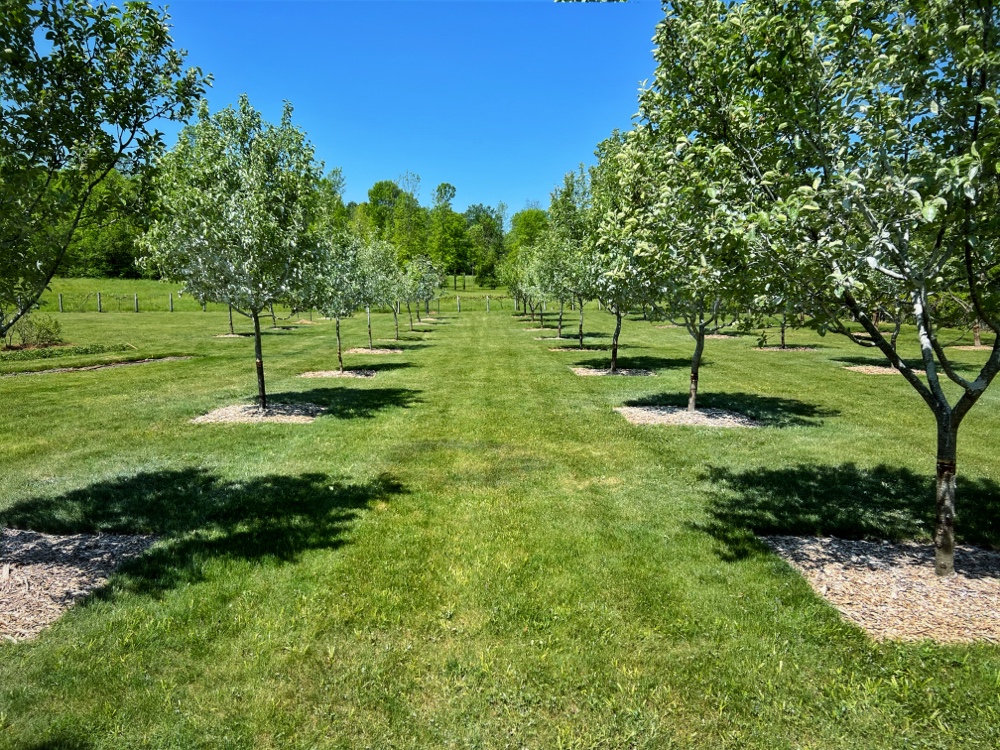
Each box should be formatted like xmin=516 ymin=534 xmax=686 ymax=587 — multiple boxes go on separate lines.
xmin=689 ymin=329 xmax=705 ymax=412
xmin=558 ymin=301 xmax=564 ymax=338
xmin=417 ymin=302 xmax=422 ymax=323
xmin=367 ymin=306 xmax=373 ymax=349
xmin=463 ymin=274 xmax=466 ymax=290
xmin=780 ymin=314 xmax=786 ymax=349
xmin=269 ymin=303 xmax=277 ymax=328
xmin=610 ymin=310 xmax=622 ymax=372
xmin=974 ymin=320 xmax=982 ymax=347
xmin=454 ymin=274 xmax=457 ymax=290
xmin=252 ymin=310 xmax=267 ymax=410
xmin=935 ymin=418 xmax=959 ymax=576
xmin=578 ymin=297 xmax=585 ymax=349
xmin=229 ymin=305 xmax=235 ymax=335
xmin=336 ymin=316 xmax=344 ymax=372
xmin=407 ymin=301 xmax=413 ymax=331
xmin=540 ymin=304 xmax=544 ymax=330
xmin=393 ymin=302 xmax=399 ymax=340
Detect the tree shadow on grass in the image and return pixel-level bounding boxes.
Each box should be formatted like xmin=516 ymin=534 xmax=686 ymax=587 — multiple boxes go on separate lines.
xmin=697 ymin=463 xmax=1000 ymax=562
xmin=625 ymin=392 xmax=839 ymax=427
xmin=573 ymin=355 xmax=691 ymax=371
xmin=272 ymin=387 xmax=421 ymax=420
xmin=0 ymin=470 xmax=406 ymax=596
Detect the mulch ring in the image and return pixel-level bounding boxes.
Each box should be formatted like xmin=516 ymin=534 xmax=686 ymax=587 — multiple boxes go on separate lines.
xmin=705 ymin=334 xmax=740 ymax=340
xmin=764 ymin=536 xmax=1000 ymax=643
xmin=3 ymin=356 xmax=192 ymax=377
xmin=1 ymin=528 xmax=155 ymax=643
xmin=571 ymin=367 xmax=655 ymax=377
xmin=345 ymin=348 xmax=403 ymax=355
xmin=950 ymin=345 xmax=993 ymax=351
xmin=192 ymin=402 xmax=327 ymax=424
xmin=549 ymin=347 xmax=605 ymax=352
xmin=845 ymin=365 xmax=925 ymax=375
xmin=299 ymin=369 xmax=376 ymax=379
xmin=752 ymin=346 xmax=816 ymax=352
xmin=615 ymin=405 xmax=760 ymax=428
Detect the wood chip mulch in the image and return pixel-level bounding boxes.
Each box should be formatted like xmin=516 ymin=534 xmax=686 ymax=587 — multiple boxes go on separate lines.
xmin=844 ymin=365 xmax=925 ymax=375
xmin=2 ymin=356 xmax=192 ymax=377
xmin=214 ymin=333 xmax=243 ymax=338
xmin=299 ymin=370 xmax=376 ymax=379
xmin=763 ymin=536 xmax=1000 ymax=643
xmin=950 ymin=345 xmax=993 ymax=351
xmin=751 ymin=346 xmax=816 ymax=352
xmin=705 ymin=334 xmax=739 ymax=340
xmin=1 ymin=528 xmax=155 ymax=642
xmin=191 ymin=403 xmax=326 ymax=424
xmin=345 ymin=348 xmax=403 ymax=354
xmin=571 ymin=367 xmax=655 ymax=377
xmin=615 ymin=405 xmax=760 ymax=428
xmin=549 ymin=347 xmax=604 ymax=352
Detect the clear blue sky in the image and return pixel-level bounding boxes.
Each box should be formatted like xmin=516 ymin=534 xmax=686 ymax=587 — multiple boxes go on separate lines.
xmin=163 ymin=1 xmax=664 ymax=212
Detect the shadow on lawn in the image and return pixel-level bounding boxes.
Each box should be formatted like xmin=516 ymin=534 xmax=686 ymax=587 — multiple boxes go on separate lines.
xmin=574 ymin=355 xmax=691 ymax=371
xmin=273 ymin=386 xmax=421 ymax=419
xmin=0 ymin=469 xmax=406 ymax=596
xmin=697 ymin=463 xmax=1000 ymax=562
xmin=625 ymin=392 xmax=838 ymax=428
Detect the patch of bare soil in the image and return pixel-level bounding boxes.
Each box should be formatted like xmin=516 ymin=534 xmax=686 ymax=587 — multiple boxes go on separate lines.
xmin=299 ymin=369 xmax=376 ymax=379
xmin=345 ymin=348 xmax=402 ymax=354
xmin=3 ymin=356 xmax=192 ymax=377
xmin=523 ymin=328 xmax=548 ymax=332
xmin=571 ymin=367 xmax=655 ymax=377
xmin=214 ymin=333 xmax=243 ymax=338
xmin=764 ymin=536 xmax=1000 ymax=643
xmin=549 ymin=347 xmax=604 ymax=352
xmin=705 ymin=334 xmax=739 ymax=340
xmin=1 ymin=528 xmax=155 ymax=642
xmin=845 ymin=365 xmax=925 ymax=375
xmin=752 ymin=346 xmax=816 ymax=352
xmin=615 ymin=405 xmax=760 ymax=428
xmin=295 ymin=319 xmax=317 ymax=325
xmin=950 ymin=345 xmax=993 ymax=351
xmin=191 ymin=403 xmax=326 ymax=424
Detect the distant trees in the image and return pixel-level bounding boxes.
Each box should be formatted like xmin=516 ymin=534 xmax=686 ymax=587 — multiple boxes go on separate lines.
xmin=141 ymin=96 xmax=322 ymax=408
xmin=0 ymin=0 xmax=207 ymax=338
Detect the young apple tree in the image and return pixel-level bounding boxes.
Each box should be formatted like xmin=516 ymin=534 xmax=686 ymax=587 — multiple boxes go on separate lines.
xmin=0 ymin=0 xmax=206 ymax=339
xmin=645 ymin=0 xmax=1000 ymax=575
xmin=304 ymin=232 xmax=366 ymax=371
xmin=141 ymin=96 xmax=322 ymax=408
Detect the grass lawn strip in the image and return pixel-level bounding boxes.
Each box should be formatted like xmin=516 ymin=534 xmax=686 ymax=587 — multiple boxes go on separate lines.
xmin=191 ymin=403 xmax=326 ymax=424
xmin=764 ymin=536 xmax=1000 ymax=643
xmin=2 ymin=355 xmax=192 ymax=377
xmin=616 ymin=405 xmax=760 ymax=428
xmin=1 ymin=529 xmax=155 ymax=642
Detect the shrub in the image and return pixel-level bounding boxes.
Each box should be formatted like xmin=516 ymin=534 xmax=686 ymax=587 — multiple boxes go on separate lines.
xmin=4 ymin=314 xmax=64 ymax=349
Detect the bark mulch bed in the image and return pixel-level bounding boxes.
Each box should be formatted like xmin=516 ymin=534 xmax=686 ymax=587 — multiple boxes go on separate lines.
xmin=752 ymin=346 xmax=817 ymax=352
xmin=764 ymin=536 xmax=1000 ymax=643
xmin=950 ymin=345 xmax=993 ymax=351
xmin=705 ymin=334 xmax=740 ymax=340
xmin=3 ymin=356 xmax=192 ymax=377
xmin=549 ymin=347 xmax=604 ymax=352
xmin=345 ymin=348 xmax=403 ymax=355
xmin=299 ymin=369 xmax=376 ymax=379
xmin=214 ymin=333 xmax=243 ymax=338
xmin=1 ymin=528 xmax=155 ymax=642
xmin=844 ymin=365 xmax=925 ymax=375
xmin=191 ymin=403 xmax=327 ymax=424
xmin=571 ymin=367 xmax=655 ymax=377
xmin=615 ymin=405 xmax=760 ymax=428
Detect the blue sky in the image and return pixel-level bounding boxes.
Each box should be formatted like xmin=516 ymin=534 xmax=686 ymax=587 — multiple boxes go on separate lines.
xmin=163 ymin=1 xmax=664 ymax=212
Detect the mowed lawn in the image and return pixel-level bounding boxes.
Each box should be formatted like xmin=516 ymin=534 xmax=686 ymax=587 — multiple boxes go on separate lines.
xmin=1 ymin=281 xmax=999 ymax=749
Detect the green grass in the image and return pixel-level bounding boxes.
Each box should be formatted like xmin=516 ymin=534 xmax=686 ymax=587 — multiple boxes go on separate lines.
xmin=1 ymin=287 xmax=999 ymax=749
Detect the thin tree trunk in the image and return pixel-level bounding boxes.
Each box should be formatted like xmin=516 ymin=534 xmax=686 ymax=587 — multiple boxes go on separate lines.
xmin=252 ymin=310 xmax=267 ymax=409
xmin=610 ymin=310 xmax=622 ymax=373
xmin=336 ymin=316 xmax=343 ymax=372
xmin=463 ymin=274 xmax=466 ymax=290
xmin=974 ymin=320 xmax=982 ymax=347
xmin=417 ymin=302 xmax=422 ymax=323
xmin=269 ymin=303 xmax=277 ymax=328
xmin=393 ymin=302 xmax=399 ymax=340
xmin=540 ymin=304 xmax=544 ymax=330
xmin=407 ymin=301 xmax=413 ymax=331
xmin=558 ymin=301 xmax=564 ymax=338
xmin=367 ymin=306 xmax=373 ymax=349
xmin=689 ymin=328 xmax=705 ymax=412
xmin=935 ymin=418 xmax=959 ymax=576
xmin=578 ymin=296 xmax=585 ymax=350
xmin=229 ymin=305 xmax=235 ymax=335
xmin=780 ymin=314 xmax=786 ymax=349
xmin=454 ymin=274 xmax=457 ymax=290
